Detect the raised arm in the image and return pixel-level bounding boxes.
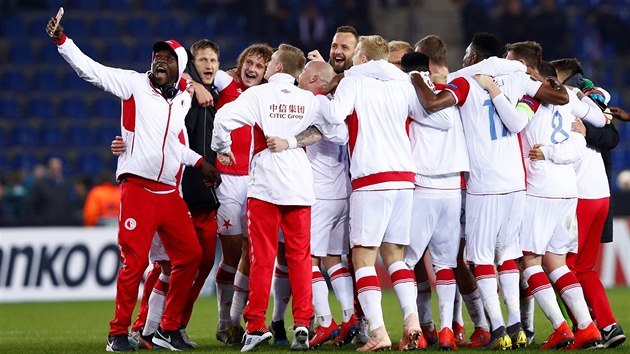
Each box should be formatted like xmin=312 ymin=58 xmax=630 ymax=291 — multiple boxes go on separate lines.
xmin=409 ymin=72 xmax=456 ymax=112
xmin=47 ymin=16 xmax=134 ymax=100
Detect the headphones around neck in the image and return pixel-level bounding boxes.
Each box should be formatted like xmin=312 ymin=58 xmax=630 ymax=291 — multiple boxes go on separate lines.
xmin=149 ymin=73 xmax=178 ymax=99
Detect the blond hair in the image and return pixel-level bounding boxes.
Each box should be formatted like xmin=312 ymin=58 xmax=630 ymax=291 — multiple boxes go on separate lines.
xmin=277 ymin=43 xmax=306 ymax=80
xmin=357 ymin=35 xmax=389 ymax=61
xmin=387 ymin=40 xmax=412 ymax=54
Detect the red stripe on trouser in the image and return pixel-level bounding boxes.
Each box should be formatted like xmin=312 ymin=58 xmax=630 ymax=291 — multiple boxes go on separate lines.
xmin=497 ymin=260 xmax=519 ymax=273
xmin=527 ymin=272 xmax=552 ymax=295
xmin=243 ymin=198 xmax=313 ymax=332
xmin=566 ymin=198 xmax=615 ymax=328
xmin=554 ymin=272 xmax=581 ymax=295
xmin=356 ymin=275 xmax=381 ymax=293
xmin=132 ymin=263 xmax=161 ymax=332
xmin=109 ymin=182 xmax=202 ymax=335
xmin=181 ymin=209 xmax=218 ymax=328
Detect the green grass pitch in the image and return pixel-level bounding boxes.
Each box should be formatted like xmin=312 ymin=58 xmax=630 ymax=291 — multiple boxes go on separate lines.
xmin=1 ymin=288 xmax=628 ymax=353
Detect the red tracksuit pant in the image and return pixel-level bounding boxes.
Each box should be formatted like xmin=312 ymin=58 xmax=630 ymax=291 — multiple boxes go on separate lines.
xmin=566 ymin=197 xmax=616 ymax=329
xmin=243 ymin=198 xmax=313 ymax=333
xmin=109 ymin=179 xmax=201 ymax=336
xmin=181 ymin=209 xmax=218 ymax=328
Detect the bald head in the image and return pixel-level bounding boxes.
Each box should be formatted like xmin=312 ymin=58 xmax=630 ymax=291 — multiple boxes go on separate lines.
xmin=298 ymin=61 xmax=335 ymax=94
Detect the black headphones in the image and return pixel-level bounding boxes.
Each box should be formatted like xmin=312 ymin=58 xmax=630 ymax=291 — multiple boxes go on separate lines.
xmin=149 ymin=73 xmax=179 ymax=99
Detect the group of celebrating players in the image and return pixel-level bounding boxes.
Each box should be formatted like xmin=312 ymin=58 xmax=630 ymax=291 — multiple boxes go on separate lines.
xmin=45 ymin=7 xmax=628 ymax=353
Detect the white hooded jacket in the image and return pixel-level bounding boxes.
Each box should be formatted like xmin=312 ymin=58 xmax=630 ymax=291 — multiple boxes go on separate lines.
xmin=57 ymin=36 xmax=202 ymax=187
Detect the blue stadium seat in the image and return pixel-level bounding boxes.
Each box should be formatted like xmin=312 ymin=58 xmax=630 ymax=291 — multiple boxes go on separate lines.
xmin=70 ymin=0 xmax=102 ymax=11
xmin=188 ymin=15 xmax=216 ymax=37
xmin=104 ymin=0 xmax=134 ymax=11
xmin=12 ymin=125 xmax=40 ymax=146
xmin=61 ymin=97 xmax=90 ymax=120
xmin=63 ymin=70 xmax=93 ymax=91
xmin=103 ymin=42 xmax=133 ymax=65
xmin=77 ymin=153 xmax=105 ymax=176
xmin=34 ymin=71 xmax=62 ymax=92
xmin=41 ymin=125 xmax=66 ymax=147
xmin=94 ymin=96 xmax=120 ymax=119
xmin=9 ymin=43 xmax=37 ymax=65
xmin=0 ymin=154 xmax=9 ymax=174
xmin=0 ymin=128 xmax=8 ymax=148
xmin=0 ymin=98 xmax=23 ymax=120
xmin=126 ymin=17 xmax=152 ymax=37
xmin=68 ymin=125 xmax=95 ymax=147
xmin=156 ymin=17 xmax=184 ymax=38
xmin=12 ymin=152 xmax=39 ymax=172
xmin=29 ymin=97 xmax=56 ymax=120
xmin=2 ymin=71 xmax=29 ymax=91
xmin=96 ymin=124 xmax=121 ymax=146
xmin=142 ymin=0 xmax=171 ymax=11
xmin=1 ymin=16 xmax=28 ymax=38
xmin=92 ymin=17 xmax=118 ymax=37
xmin=62 ymin=18 xmax=90 ymax=39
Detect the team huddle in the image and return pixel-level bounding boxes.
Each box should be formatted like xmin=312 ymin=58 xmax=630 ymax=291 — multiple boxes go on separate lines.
xmin=45 ymin=8 xmax=627 ymax=353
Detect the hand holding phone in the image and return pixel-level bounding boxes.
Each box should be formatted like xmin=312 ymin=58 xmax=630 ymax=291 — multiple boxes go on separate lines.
xmin=46 ymin=7 xmax=64 ymax=39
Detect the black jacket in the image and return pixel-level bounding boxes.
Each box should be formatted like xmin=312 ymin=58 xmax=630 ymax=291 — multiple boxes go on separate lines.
xmin=181 ymin=61 xmax=220 ymax=212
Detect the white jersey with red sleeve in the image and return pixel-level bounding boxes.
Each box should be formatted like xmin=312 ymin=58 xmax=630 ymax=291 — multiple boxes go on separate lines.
xmin=317 ymin=60 xmax=418 ymax=191
xmin=212 ymin=73 xmax=327 ymax=206
xmin=57 ymin=36 xmax=201 ymax=186
xmin=443 ymin=71 xmax=542 ymax=194
xmin=522 ymin=95 xmax=585 ymax=198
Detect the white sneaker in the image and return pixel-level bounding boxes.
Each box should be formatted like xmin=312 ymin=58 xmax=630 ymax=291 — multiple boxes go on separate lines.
xmin=128 ymin=331 xmax=140 ymax=348
xmin=290 ymin=326 xmax=309 ymax=351
xmin=179 ymin=328 xmax=198 ymax=348
xmin=241 ymin=331 xmax=272 ymax=352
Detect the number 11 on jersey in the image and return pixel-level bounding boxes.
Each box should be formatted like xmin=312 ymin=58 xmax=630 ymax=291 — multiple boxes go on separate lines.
xmin=484 ymin=99 xmax=508 ymax=141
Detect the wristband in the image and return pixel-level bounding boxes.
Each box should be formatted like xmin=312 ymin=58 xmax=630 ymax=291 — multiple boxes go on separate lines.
xmin=287 ymin=136 xmax=298 ymax=149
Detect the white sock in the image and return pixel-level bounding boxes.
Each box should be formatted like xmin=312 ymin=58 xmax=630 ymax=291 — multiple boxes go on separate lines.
xmin=230 ymin=271 xmax=249 ymax=326
xmin=216 ymin=262 xmax=237 ymax=330
xmin=475 ymin=265 xmax=505 ymax=331
xmin=328 ymin=263 xmax=355 ymax=323
xmin=417 ymin=280 xmax=433 ymax=324
xmin=523 ymin=266 xmax=564 ymax=329
xmin=389 ymin=261 xmax=418 ymax=322
xmin=355 ymin=266 xmax=384 ymax=331
xmin=435 ymin=269 xmax=456 ymax=331
xmin=462 ymin=288 xmax=489 ymax=330
xmin=548 ymin=265 xmax=592 ymax=329
xmin=520 ymin=276 xmax=535 ymax=332
xmin=453 ymin=286 xmax=464 ymax=327
xmin=272 ymin=264 xmax=291 ymax=322
xmin=498 ymin=261 xmax=521 ymax=327
xmin=143 ymin=273 xmax=169 ymax=336
xmin=312 ymin=266 xmax=333 ymax=327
